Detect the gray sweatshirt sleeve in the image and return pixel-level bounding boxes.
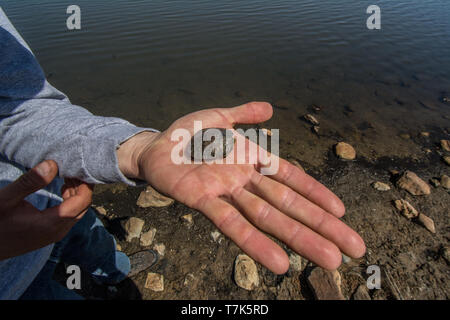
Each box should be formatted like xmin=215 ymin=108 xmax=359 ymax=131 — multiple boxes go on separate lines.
xmin=0 ymin=9 xmax=158 ymax=185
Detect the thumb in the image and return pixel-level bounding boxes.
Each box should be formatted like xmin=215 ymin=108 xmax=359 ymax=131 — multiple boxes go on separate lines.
xmin=0 ymin=160 xmax=59 ymax=209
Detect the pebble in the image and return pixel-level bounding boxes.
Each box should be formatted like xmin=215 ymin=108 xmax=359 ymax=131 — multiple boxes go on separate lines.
xmin=417 ymin=213 xmax=436 ymax=234
xmin=420 ymin=132 xmax=430 ymax=137
xmin=136 ymin=186 xmax=174 ymax=208
xmin=116 ymin=243 xmax=122 ymax=251
xmin=352 ymin=285 xmax=371 ymax=300
xmin=444 ymin=156 xmax=450 ymax=166
xmin=234 ymin=254 xmax=259 ymax=291
xmin=441 ymin=140 xmax=450 ymax=152
xmin=304 ymin=114 xmax=320 ymax=125
xmin=307 ymin=267 xmax=345 ymax=300
xmin=288 ymin=253 xmax=303 ymax=272
xmin=181 ymin=214 xmax=194 ymax=227
xmin=372 ymin=181 xmax=391 ymax=191
xmin=95 ymin=206 xmax=107 ymax=216
xmin=399 ymin=133 xmax=411 ymax=139
xmin=396 ymin=171 xmax=431 ymax=195
xmin=441 ymin=175 xmax=450 ymax=189
xmin=153 ymin=243 xmax=166 ymax=257
xmin=261 ymin=128 xmax=272 ymax=137
xmin=211 ymin=230 xmax=222 ymax=243
xmin=123 ymin=217 xmax=145 ymax=242
xmin=430 ymin=178 xmax=440 ymax=188
xmin=312 ymin=126 xmax=320 ymax=134
xmin=140 ymin=228 xmax=156 ymax=247
xmin=290 ymin=159 xmax=305 ymax=172
xmin=335 ymin=142 xmax=356 ymax=160
xmin=394 ymin=199 xmax=418 ymax=219
xmin=145 ymin=273 xmax=164 ymax=291
xmin=342 ymin=253 xmax=352 ymax=264
xmin=442 ymin=246 xmax=450 ymax=264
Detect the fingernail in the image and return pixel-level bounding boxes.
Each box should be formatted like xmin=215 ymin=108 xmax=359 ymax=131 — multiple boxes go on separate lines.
xmin=36 ymin=161 xmax=51 ymax=177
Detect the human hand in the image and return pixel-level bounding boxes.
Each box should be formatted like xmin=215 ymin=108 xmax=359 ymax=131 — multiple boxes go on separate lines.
xmin=118 ymin=102 xmax=366 ymax=274
xmin=0 ymin=160 xmax=93 ymax=260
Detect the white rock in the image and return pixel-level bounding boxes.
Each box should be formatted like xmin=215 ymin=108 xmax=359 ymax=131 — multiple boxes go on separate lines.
xmin=304 ymin=114 xmax=320 ymax=125
xmin=372 ymin=181 xmax=391 ymax=191
xmin=123 ymin=217 xmax=145 ymax=242
xmin=234 ymin=254 xmax=259 ymax=290
xmin=145 ymin=273 xmax=164 ymax=291
xmin=211 ymin=230 xmax=222 ymax=243
xmin=136 ymin=186 xmax=174 ymax=208
xmin=289 ymin=253 xmax=303 ymax=272
xmin=153 ymin=243 xmax=166 ymax=257
xmin=140 ymin=228 xmax=156 ymax=247
xmin=181 ymin=214 xmax=193 ymax=226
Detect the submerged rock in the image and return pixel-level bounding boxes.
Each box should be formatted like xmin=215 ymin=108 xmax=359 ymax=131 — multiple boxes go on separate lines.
xmin=145 ymin=273 xmax=164 ymax=291
xmin=303 ymin=114 xmax=320 ymax=125
xmin=372 ymin=181 xmax=391 ymax=191
xmin=307 ymin=267 xmax=345 ymax=300
xmin=396 ymin=171 xmax=431 ymax=195
xmin=394 ymin=199 xmax=419 ymax=219
xmin=123 ymin=217 xmax=145 ymax=242
xmin=440 ymin=140 xmax=450 ymax=152
xmin=417 ymin=213 xmax=436 ymax=234
xmin=137 ymin=186 xmax=174 ymax=208
xmin=234 ymin=254 xmax=259 ymax=290
xmin=335 ymin=142 xmax=356 ymax=160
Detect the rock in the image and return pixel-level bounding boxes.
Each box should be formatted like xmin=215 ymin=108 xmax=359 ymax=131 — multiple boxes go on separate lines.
xmin=420 ymin=132 xmax=430 ymax=137
xmin=312 ymin=125 xmax=320 ymax=134
xmin=307 ymin=267 xmax=345 ymax=300
xmin=352 ymin=285 xmax=371 ymax=300
xmin=394 ymin=199 xmax=419 ymax=219
xmin=304 ymin=114 xmax=319 ymax=125
xmin=211 ymin=230 xmax=222 ymax=243
xmin=144 ymin=273 xmax=164 ymax=291
xmin=430 ymin=178 xmax=440 ymax=188
xmin=312 ymin=104 xmax=322 ymax=113
xmin=444 ymin=156 xmax=450 ymax=166
xmin=399 ymin=133 xmax=410 ymax=139
xmin=189 ymin=128 xmax=235 ymax=161
xmin=441 ymin=140 xmax=450 ymax=152
xmin=95 ymin=206 xmax=107 ymax=216
xmin=390 ymin=169 xmax=400 ymax=176
xmin=335 ymin=142 xmax=356 ymax=160
xmin=140 ymin=228 xmax=156 ymax=247
xmin=153 ymin=243 xmax=166 ymax=257
xmin=116 ymin=243 xmax=122 ymax=251
xmin=372 ymin=181 xmax=391 ymax=191
xmin=123 ymin=217 xmax=145 ymax=242
xmin=183 ymin=273 xmax=195 ymax=286
xmin=417 ymin=213 xmax=436 ymax=234
xmin=396 ymin=171 xmax=431 ymax=195
xmin=234 ymin=254 xmax=259 ymax=290
xmin=181 ymin=214 xmax=193 ymax=226
xmin=342 ymin=253 xmax=352 ymax=264
xmin=441 ymin=175 xmax=450 ymax=189
xmin=136 ymin=186 xmax=174 ymax=208
xmin=261 ymin=128 xmax=272 ymax=137
xmin=288 ymin=253 xmax=303 ymax=272
xmin=290 ymin=159 xmax=305 ymax=172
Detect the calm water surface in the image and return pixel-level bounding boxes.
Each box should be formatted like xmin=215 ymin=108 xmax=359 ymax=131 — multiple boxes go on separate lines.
xmin=2 ymin=1 xmax=450 ymax=146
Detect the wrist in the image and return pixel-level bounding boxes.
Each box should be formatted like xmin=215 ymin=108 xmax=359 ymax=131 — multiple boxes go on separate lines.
xmin=117 ymin=131 xmax=160 ymax=180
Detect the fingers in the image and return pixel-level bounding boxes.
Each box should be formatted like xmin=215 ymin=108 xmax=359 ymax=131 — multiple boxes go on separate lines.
xmin=219 ymin=102 xmax=273 ymax=125
xmin=46 ymin=180 xmax=93 ymax=220
xmin=267 ymin=158 xmax=346 ymax=218
xmin=194 ymin=195 xmax=290 ymax=274
xmin=249 ymin=172 xmax=366 ymax=259
xmin=0 ymin=160 xmax=58 ymax=209
xmin=231 ymin=187 xmax=343 ymax=270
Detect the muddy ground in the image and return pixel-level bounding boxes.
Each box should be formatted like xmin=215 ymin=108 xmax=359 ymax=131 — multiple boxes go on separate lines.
xmin=57 ymin=120 xmax=450 ymax=300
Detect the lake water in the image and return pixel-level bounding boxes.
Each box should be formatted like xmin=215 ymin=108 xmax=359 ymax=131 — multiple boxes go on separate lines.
xmin=2 ymin=0 xmax=450 ymax=164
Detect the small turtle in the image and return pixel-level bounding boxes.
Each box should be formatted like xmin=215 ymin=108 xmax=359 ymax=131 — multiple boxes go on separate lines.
xmin=187 ymin=128 xmax=235 ymax=161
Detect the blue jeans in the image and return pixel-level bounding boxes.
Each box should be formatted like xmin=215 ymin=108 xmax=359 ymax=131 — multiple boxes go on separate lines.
xmin=19 ymin=208 xmax=130 ymax=300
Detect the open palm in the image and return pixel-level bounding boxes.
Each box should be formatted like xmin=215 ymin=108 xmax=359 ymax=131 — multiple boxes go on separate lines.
xmin=137 ymin=102 xmax=365 ymax=274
